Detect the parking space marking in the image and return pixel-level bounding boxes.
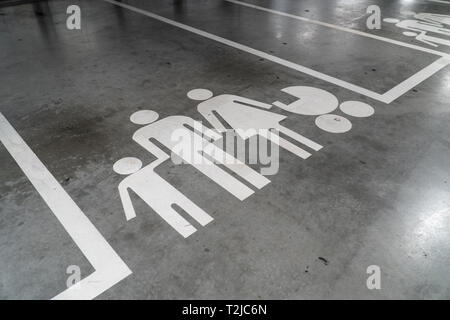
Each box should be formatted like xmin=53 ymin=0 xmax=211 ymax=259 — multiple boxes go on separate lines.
xmin=227 ymin=0 xmax=449 ymax=56
xmin=382 ymin=56 xmax=450 ymax=102
xmin=102 ymin=0 xmax=450 ymax=104
xmin=0 ymin=113 xmax=131 ymax=300
xmin=226 ymin=0 xmax=450 ymax=103
xmin=429 ymin=0 xmax=450 ymax=4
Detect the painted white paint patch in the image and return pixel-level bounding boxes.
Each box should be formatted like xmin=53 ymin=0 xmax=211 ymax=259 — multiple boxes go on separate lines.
xmin=403 ymin=31 xmax=419 ymax=37
xmin=113 ymin=157 xmax=143 ymax=175
xmin=315 ymin=114 xmax=352 ymax=133
xmin=130 ymin=110 xmax=159 ymax=125
xmin=339 ymin=101 xmax=375 ymax=117
xmin=383 ymin=18 xmax=400 ymax=23
xmin=273 ymin=86 xmax=338 ymax=115
xmin=187 ymin=89 xmax=214 ymax=100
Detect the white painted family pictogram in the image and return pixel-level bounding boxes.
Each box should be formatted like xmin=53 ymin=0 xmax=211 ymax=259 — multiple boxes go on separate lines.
xmin=384 ymin=12 xmax=450 ymax=47
xmin=114 ymin=85 xmax=375 ymax=238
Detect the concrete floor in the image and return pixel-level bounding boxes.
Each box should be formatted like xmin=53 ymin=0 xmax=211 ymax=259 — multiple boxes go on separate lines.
xmin=1 ymin=0 xmax=450 ymax=299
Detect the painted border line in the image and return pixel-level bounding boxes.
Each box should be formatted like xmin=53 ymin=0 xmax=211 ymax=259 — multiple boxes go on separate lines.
xmin=101 ymin=0 xmax=384 ymax=102
xmin=382 ymin=56 xmax=450 ymax=102
xmin=429 ymin=0 xmax=450 ymax=4
xmin=226 ymin=0 xmax=450 ymax=104
xmin=0 ymin=113 xmax=131 ymax=300
xmin=101 ymin=0 xmax=450 ymax=104
xmin=226 ymin=0 xmax=449 ymax=57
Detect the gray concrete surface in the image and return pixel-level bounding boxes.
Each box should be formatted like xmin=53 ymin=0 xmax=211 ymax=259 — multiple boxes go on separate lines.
xmin=0 ymin=0 xmax=450 ymax=299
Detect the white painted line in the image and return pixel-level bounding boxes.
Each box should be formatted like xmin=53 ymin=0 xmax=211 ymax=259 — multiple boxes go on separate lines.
xmin=100 ymin=0 xmax=385 ymax=102
xmin=102 ymin=0 xmax=449 ymax=103
xmin=227 ymin=1 xmax=450 ymax=102
xmin=225 ymin=0 xmax=450 ymax=103
xmin=429 ymin=0 xmax=450 ymax=4
xmin=382 ymin=56 xmax=450 ymax=103
xmin=0 ymin=113 xmax=131 ymax=300
xmin=226 ymin=0 xmax=449 ymax=57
